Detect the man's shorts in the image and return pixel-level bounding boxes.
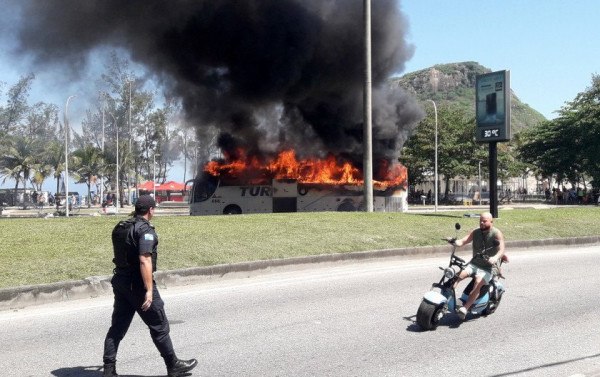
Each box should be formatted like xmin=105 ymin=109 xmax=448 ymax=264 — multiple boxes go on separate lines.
xmin=464 ymin=263 xmax=492 ymax=284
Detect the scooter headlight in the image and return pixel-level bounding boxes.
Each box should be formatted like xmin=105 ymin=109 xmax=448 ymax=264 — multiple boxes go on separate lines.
xmin=444 ymin=267 xmax=455 ymax=279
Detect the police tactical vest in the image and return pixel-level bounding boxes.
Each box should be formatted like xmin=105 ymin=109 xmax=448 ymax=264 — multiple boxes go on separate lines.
xmin=111 ymin=217 xmax=140 ymax=274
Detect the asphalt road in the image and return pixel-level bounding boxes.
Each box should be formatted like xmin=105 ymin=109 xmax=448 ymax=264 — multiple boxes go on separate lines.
xmin=1 ymin=245 xmax=600 ymax=377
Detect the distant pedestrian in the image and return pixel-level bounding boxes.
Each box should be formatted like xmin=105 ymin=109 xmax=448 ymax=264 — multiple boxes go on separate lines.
xmin=577 ymin=187 xmax=584 ymax=204
xmin=102 ymin=195 xmax=197 ymax=377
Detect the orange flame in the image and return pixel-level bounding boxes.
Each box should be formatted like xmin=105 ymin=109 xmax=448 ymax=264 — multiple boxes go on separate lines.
xmin=204 ymin=149 xmax=407 ymax=190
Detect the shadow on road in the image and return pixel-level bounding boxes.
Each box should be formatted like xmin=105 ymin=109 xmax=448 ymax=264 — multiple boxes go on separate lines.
xmin=51 ymin=366 xmax=192 ymax=377
xmin=51 ymin=365 xmax=148 ymax=377
xmin=403 ymin=313 xmax=464 ymax=332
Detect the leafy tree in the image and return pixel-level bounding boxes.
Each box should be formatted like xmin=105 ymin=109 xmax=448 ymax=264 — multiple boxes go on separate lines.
xmin=399 ymin=107 xmax=434 ymax=187
xmin=23 ymin=102 xmax=60 ymax=140
xmin=0 ymin=74 xmax=34 ymax=134
xmin=401 ymin=103 xmax=486 ymax=197
xmin=181 ymin=125 xmax=219 ymax=182
xmin=25 ymin=102 xmax=62 ymax=191
xmin=519 ymin=75 xmax=600 ymax=188
xmin=519 ymin=119 xmax=576 ymax=184
xmin=80 ymin=52 xmax=186 ymax=199
xmin=569 ymin=75 xmax=600 ymax=187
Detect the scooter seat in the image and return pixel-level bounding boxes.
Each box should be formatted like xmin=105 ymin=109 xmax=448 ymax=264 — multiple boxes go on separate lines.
xmin=462 ymin=279 xmax=490 ymax=300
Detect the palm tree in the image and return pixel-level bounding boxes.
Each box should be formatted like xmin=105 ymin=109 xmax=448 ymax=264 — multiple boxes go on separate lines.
xmin=0 ymin=135 xmax=40 ymax=205
xmin=72 ymin=145 xmax=105 ymax=207
xmin=30 ymin=142 xmax=60 ymax=192
xmin=43 ymin=140 xmax=66 ymax=198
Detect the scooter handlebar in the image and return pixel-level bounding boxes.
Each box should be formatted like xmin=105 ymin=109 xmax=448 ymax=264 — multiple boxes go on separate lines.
xmin=442 ymin=237 xmax=456 ymax=245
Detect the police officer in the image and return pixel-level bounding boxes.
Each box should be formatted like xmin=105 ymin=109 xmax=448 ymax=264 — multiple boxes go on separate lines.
xmin=103 ymin=195 xmax=197 ymax=377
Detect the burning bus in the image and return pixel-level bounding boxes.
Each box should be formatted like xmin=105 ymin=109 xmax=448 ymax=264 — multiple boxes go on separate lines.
xmin=188 ymin=149 xmax=408 ymax=215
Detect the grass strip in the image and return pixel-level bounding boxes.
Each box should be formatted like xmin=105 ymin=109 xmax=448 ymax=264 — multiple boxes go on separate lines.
xmin=1 ymin=207 xmax=598 ymax=288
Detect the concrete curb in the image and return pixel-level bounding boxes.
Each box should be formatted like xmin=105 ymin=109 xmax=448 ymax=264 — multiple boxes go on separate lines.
xmin=1 ymin=236 xmax=599 ymax=311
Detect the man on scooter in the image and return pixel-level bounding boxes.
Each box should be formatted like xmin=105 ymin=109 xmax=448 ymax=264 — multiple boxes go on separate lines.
xmin=449 ymin=212 xmax=505 ymax=320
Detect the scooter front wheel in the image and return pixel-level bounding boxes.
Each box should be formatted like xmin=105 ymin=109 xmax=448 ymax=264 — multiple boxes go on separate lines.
xmin=417 ymin=300 xmax=444 ymax=331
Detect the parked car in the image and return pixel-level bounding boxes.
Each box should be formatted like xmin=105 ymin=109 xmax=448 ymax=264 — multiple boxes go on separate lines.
xmin=447 ymin=193 xmax=473 ymax=205
xmin=474 ymin=191 xmax=502 ymax=205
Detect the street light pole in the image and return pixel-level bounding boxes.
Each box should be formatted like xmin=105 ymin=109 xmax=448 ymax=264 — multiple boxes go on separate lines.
xmin=127 ymin=80 xmax=132 ymax=206
xmin=110 ymin=113 xmax=119 ymax=214
xmin=128 ymin=80 xmax=132 ymax=153
xmin=153 ymin=153 xmax=160 ymax=199
xmin=478 ymin=160 xmax=482 ymax=195
xmin=428 ymin=100 xmax=438 ymax=212
xmin=100 ymin=97 xmax=105 ymax=206
xmin=64 ymin=95 xmax=76 ymax=217
xmin=116 ymin=117 xmax=119 ymax=214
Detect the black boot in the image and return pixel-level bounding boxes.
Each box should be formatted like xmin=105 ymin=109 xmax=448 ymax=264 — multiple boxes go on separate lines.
xmin=103 ymin=362 xmax=118 ymax=377
xmin=167 ymin=358 xmax=198 ymax=377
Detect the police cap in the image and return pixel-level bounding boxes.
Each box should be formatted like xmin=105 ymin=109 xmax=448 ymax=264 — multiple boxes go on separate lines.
xmin=135 ymin=195 xmax=156 ymax=213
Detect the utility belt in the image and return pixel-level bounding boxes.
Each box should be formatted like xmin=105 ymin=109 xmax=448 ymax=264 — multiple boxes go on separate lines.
xmin=113 ymin=267 xmax=141 ymax=277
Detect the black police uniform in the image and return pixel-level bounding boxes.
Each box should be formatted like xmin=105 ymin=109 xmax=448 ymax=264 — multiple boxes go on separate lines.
xmin=103 ymin=216 xmax=176 ymax=366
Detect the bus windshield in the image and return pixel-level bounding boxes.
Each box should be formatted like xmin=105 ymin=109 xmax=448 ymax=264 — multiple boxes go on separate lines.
xmin=191 ymin=173 xmax=219 ymax=202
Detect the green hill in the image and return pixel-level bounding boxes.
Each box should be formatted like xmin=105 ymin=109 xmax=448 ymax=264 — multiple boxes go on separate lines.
xmin=392 ymin=61 xmax=547 ymax=133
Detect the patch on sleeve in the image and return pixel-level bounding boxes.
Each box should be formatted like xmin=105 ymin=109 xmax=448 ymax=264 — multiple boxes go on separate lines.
xmin=144 ymin=233 xmax=155 ymax=241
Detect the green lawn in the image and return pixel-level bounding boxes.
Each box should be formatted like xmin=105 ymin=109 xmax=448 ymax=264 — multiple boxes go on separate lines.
xmin=1 ymin=207 xmax=598 ymax=288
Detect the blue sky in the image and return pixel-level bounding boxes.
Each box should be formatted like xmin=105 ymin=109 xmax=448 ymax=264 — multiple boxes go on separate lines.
xmin=400 ymin=0 xmax=600 ymax=119
xmin=1 ymin=1 xmax=599 ymax=193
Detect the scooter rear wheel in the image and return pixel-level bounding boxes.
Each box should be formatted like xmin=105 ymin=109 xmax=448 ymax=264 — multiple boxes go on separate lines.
xmin=484 ymin=290 xmax=503 ymax=315
xmin=417 ymin=300 xmax=444 ymax=330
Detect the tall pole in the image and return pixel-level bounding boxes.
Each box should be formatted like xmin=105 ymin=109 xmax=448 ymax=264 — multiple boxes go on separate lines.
xmin=128 ymin=80 xmax=132 ymax=153
xmin=428 ymin=100 xmax=438 ymax=212
xmin=153 ymin=153 xmax=160 ymax=199
xmin=100 ymin=98 xmax=105 ymax=206
xmin=478 ymin=160 xmax=482 ymax=197
xmin=128 ymin=80 xmax=132 ymax=205
xmin=363 ymin=0 xmax=373 ymax=212
xmin=64 ymin=95 xmax=76 ymax=217
xmin=489 ymin=142 xmax=498 ymax=218
xmin=110 ymin=113 xmax=119 ymax=214
xmin=116 ymin=116 xmax=120 ymax=214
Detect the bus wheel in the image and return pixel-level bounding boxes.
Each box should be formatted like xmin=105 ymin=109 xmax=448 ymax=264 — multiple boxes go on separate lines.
xmin=337 ymin=201 xmax=356 ymax=212
xmin=223 ymin=205 xmax=242 ymax=215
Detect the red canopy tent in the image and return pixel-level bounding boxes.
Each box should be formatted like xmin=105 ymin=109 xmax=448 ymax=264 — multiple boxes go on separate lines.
xmin=155 ymin=180 xmax=186 ymax=191
xmin=137 ymin=181 xmax=156 ymax=191
xmin=153 ymin=181 xmax=187 ymax=203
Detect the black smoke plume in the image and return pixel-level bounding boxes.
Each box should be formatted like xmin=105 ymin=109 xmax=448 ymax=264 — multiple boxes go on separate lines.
xmin=10 ymin=0 xmax=424 ymax=175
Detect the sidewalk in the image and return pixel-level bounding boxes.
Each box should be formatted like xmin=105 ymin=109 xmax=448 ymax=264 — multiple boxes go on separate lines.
xmin=2 ymin=200 xmax=573 ymax=218
xmin=0 ymin=202 xmax=189 ymax=218
xmin=406 ymin=201 xmax=583 ymax=213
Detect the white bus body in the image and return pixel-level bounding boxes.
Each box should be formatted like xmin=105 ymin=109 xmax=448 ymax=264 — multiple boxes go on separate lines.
xmin=188 ymin=175 xmax=407 ymax=215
